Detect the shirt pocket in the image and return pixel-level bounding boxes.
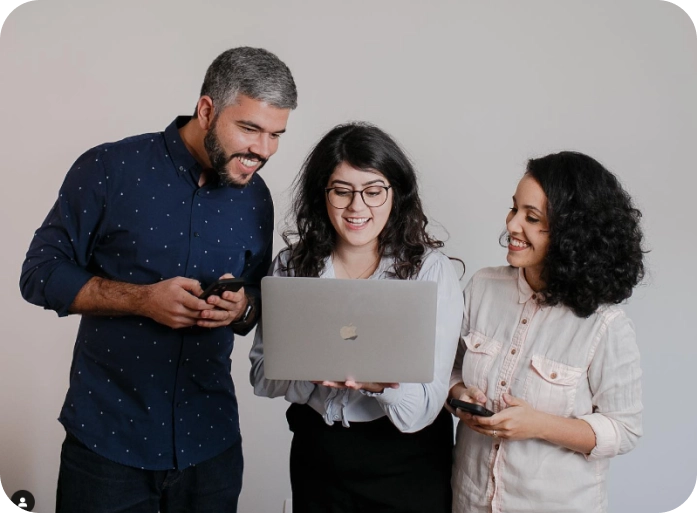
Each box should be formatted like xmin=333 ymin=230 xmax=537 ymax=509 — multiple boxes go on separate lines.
xmin=523 ymin=355 xmax=585 ymax=417
xmin=461 ymin=331 xmax=503 ymax=395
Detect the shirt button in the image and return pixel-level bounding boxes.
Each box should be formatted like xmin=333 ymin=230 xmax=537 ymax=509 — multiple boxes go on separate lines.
xmin=500 ymin=380 xmax=507 ymax=387
xmin=495 ymin=444 xmax=500 ymax=450
xmin=550 ymin=372 xmax=558 ymax=379
xmin=474 ymin=343 xmax=481 ymax=348
xmin=179 ymin=166 xmax=185 ymax=172
xmin=521 ymin=319 xmax=528 ymax=324
xmin=492 ymin=476 xmax=496 ymax=483
xmin=511 ymin=349 xmax=517 ymax=355
xmin=194 ymin=232 xmax=200 ymax=237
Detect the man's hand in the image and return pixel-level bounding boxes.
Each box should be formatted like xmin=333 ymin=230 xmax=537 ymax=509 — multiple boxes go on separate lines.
xmin=196 ymin=273 xmax=249 ymax=328
xmin=139 ymin=277 xmax=214 ymax=329
xmin=71 ymin=274 xmax=252 ymax=330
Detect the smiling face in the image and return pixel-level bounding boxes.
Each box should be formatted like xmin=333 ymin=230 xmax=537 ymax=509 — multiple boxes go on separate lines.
xmin=326 ymin=162 xmax=393 ymax=255
xmin=505 ymin=175 xmax=551 ymax=290
xmin=201 ymin=94 xmax=290 ymax=188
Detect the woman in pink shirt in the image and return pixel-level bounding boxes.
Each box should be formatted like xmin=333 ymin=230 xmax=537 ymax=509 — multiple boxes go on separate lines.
xmin=449 ymin=151 xmax=645 ymax=513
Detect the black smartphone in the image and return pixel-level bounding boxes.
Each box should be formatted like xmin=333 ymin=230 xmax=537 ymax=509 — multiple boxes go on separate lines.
xmin=448 ymin=398 xmax=495 ymax=417
xmin=199 ymin=278 xmax=245 ymax=299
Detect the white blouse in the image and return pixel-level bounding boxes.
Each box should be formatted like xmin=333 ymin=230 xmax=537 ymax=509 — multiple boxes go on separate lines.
xmin=451 ymin=266 xmax=642 ymax=513
xmin=249 ymin=248 xmax=464 ymax=433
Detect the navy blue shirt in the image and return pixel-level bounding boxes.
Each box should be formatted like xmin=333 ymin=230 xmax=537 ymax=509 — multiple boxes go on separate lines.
xmin=20 ymin=117 xmax=274 ymax=470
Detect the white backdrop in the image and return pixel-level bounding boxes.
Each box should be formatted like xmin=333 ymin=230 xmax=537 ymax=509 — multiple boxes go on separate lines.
xmin=1 ymin=1 xmax=696 ymax=512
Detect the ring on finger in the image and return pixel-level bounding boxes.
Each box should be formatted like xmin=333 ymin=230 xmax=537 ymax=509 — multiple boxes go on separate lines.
xmin=492 ymin=430 xmax=498 ymax=438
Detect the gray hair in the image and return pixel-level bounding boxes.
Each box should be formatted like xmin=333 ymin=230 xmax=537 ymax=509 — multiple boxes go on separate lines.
xmin=196 ymin=47 xmax=298 ymax=116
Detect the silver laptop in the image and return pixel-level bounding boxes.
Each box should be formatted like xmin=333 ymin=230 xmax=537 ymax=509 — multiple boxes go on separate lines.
xmin=261 ymin=276 xmax=438 ymax=383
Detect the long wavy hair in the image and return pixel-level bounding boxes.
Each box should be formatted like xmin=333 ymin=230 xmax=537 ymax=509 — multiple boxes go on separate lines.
xmin=281 ymin=122 xmax=444 ymax=279
xmin=521 ymin=151 xmax=645 ymax=317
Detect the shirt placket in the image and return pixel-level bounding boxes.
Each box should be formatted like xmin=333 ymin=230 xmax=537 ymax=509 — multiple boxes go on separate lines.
xmin=489 ymin=296 xmax=540 ymax=512
xmin=172 ymin=185 xmax=202 ymax=465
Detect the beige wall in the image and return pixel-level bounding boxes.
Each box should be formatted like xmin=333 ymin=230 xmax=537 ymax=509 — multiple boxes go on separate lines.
xmin=1 ymin=1 xmax=696 ymax=511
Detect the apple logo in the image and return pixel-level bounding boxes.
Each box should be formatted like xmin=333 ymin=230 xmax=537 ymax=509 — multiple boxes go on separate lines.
xmin=339 ymin=324 xmax=358 ymax=340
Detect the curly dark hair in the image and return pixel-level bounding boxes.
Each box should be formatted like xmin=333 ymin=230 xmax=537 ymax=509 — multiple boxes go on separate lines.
xmin=522 ymin=151 xmax=645 ymax=317
xmin=281 ymin=122 xmax=444 ymax=279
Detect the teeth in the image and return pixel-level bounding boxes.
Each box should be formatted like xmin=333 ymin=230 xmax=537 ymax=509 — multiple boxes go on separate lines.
xmin=510 ymin=238 xmax=530 ymax=248
xmin=346 ymin=218 xmax=369 ymax=225
xmin=238 ymin=157 xmax=257 ymax=168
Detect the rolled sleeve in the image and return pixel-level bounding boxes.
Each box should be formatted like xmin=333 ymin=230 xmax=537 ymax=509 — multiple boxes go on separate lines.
xmin=20 ymin=148 xmax=107 ymax=316
xmin=368 ymin=386 xmax=406 ymax=406
xmin=42 ymin=261 xmax=95 ymax=317
xmin=579 ymin=413 xmax=622 ymax=460
xmin=583 ymin=312 xmax=643 ymax=461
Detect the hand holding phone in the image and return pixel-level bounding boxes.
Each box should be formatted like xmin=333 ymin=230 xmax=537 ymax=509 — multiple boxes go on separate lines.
xmin=448 ymin=398 xmax=495 ymax=417
xmin=199 ymin=277 xmax=245 ymax=300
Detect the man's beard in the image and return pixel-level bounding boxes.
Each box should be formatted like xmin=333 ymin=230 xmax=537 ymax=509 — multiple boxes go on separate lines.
xmin=203 ymin=120 xmax=267 ymax=189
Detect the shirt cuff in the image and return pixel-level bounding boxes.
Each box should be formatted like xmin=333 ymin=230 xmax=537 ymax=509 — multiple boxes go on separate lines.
xmin=44 ymin=262 xmax=95 ymax=317
xmin=366 ymin=385 xmax=406 ymax=406
xmin=579 ymin=413 xmax=621 ymax=461
xmin=285 ymin=381 xmax=316 ymax=404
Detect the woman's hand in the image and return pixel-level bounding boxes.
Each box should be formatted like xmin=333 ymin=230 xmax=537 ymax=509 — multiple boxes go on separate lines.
xmin=447 ymin=383 xmax=489 ymax=422
xmin=466 ymin=393 xmax=597 ymax=453
xmin=465 ymin=393 xmax=546 ymax=441
xmin=316 ymin=380 xmax=399 ymax=393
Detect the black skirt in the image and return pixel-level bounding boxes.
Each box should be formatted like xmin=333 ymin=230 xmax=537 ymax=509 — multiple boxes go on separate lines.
xmin=286 ymin=403 xmax=453 ymax=513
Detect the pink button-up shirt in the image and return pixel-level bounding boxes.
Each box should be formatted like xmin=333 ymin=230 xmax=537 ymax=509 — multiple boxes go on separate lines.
xmin=451 ymin=266 xmax=642 ymax=513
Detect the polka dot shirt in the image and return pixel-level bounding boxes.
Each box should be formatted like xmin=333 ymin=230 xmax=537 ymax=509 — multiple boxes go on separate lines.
xmin=20 ymin=117 xmax=274 ymax=470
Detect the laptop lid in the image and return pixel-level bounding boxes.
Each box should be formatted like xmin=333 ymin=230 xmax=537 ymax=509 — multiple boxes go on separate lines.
xmin=261 ymin=276 xmax=438 ymax=383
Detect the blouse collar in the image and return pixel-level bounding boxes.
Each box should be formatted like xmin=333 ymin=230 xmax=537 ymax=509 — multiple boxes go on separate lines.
xmin=322 ymin=254 xmax=395 ymax=280
xmin=517 ymin=267 xmax=537 ymax=304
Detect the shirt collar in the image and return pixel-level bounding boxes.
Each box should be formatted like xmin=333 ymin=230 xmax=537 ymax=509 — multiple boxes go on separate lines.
xmin=372 ymin=255 xmax=395 ymax=278
xmin=164 ymin=116 xmax=202 ymax=179
xmin=321 ymin=254 xmax=395 ymax=279
xmin=517 ymin=267 xmax=536 ymax=304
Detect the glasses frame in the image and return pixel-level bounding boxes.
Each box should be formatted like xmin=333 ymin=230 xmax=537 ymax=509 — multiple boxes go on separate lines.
xmin=325 ymin=185 xmax=393 ymax=209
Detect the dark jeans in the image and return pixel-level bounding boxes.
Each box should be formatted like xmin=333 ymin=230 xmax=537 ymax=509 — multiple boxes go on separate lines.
xmin=56 ymin=431 xmax=243 ymax=513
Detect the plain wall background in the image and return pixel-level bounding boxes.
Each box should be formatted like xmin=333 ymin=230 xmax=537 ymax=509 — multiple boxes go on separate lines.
xmin=1 ymin=1 xmax=696 ymax=511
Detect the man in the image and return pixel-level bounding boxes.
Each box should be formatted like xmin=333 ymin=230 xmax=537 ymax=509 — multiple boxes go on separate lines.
xmin=20 ymin=47 xmax=297 ymax=512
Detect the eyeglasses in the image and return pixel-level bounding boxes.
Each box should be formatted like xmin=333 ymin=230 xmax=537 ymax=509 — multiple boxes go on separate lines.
xmin=325 ymin=186 xmax=392 ymax=209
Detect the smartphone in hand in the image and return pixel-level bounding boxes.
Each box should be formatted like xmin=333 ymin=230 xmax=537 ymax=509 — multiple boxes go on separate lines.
xmin=448 ymin=398 xmax=495 ymax=417
xmin=199 ymin=278 xmax=245 ymax=300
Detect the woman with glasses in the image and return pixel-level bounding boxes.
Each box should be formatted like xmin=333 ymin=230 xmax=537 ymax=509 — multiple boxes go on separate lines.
xmin=250 ymin=122 xmax=463 ymax=512
xmin=449 ymin=152 xmax=644 ymax=513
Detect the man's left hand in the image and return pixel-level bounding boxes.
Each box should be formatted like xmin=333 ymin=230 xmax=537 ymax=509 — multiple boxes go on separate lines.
xmin=197 ymin=273 xmax=248 ymax=328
